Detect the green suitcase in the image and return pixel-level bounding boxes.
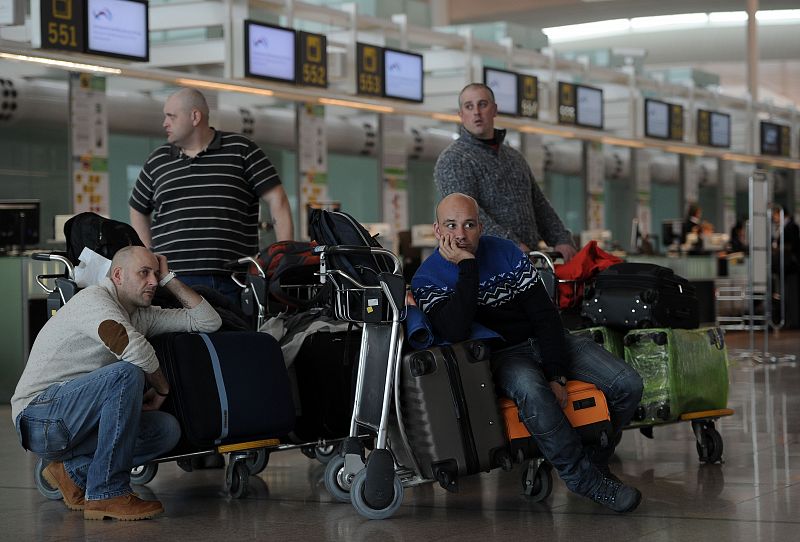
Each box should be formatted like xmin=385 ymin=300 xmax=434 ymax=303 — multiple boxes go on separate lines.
xmin=570 ymin=327 xmax=625 ymax=359
xmin=623 ymin=327 xmax=729 ymax=425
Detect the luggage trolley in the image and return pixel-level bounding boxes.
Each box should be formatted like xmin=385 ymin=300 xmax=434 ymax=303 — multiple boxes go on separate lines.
xmin=29 ymin=253 xmax=310 ymax=500
xmin=528 ymin=251 xmax=735 ymax=464
xmin=316 ymin=245 xmax=557 ymax=519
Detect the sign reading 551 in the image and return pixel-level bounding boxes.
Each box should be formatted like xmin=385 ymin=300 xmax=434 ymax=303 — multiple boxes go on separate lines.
xmin=298 ymin=31 xmax=327 ymax=88
xmin=40 ymin=0 xmax=85 ymax=52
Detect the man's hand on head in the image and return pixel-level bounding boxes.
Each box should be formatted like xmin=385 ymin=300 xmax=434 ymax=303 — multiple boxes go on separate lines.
xmin=154 ymin=252 xmax=170 ymax=280
xmin=438 ymin=234 xmax=474 ymax=265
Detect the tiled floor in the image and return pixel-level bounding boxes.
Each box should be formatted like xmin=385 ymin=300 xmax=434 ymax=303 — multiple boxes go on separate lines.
xmin=1 ymin=330 xmax=798 ymax=541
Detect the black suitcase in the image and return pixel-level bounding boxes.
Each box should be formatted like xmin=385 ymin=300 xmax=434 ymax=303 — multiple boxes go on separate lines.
xmin=291 ymin=330 xmax=360 ymax=442
xmin=154 ymin=331 xmax=295 ymax=449
xmin=582 ymin=262 xmax=699 ymax=330
xmin=399 ymin=341 xmax=509 ymax=491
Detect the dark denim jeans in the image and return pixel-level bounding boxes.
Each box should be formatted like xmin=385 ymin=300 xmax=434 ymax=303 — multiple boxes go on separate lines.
xmin=491 ymin=333 xmax=643 ymax=495
xmin=15 ymin=362 xmax=180 ymax=500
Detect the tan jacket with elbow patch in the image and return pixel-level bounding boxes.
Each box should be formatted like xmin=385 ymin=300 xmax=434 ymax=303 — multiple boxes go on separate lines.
xmin=11 ymin=277 xmax=222 ymax=421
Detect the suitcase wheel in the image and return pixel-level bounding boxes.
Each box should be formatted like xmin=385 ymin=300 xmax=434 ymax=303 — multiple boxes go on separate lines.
xmin=656 ymin=404 xmax=671 ymax=420
xmin=410 ymin=351 xmax=436 ymax=377
xmin=653 ymin=332 xmax=668 ymax=346
xmin=591 ymin=330 xmax=604 ymax=345
xmin=624 ymin=334 xmax=640 ymax=347
xmin=633 ymin=406 xmax=646 ymax=421
xmin=469 ymin=341 xmax=490 ymax=361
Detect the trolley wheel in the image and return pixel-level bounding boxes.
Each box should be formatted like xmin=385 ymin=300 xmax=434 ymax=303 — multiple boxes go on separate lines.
xmin=227 ymin=462 xmax=250 ymax=499
xmin=35 ymin=458 xmax=63 ymax=501
xmin=244 ymin=449 xmax=270 ymax=475
xmin=315 ymin=443 xmax=339 ymax=464
xmin=696 ymin=426 xmax=724 ymax=464
xmin=300 ymin=445 xmax=317 ymax=460
xmin=522 ymin=461 xmax=553 ymax=502
xmin=350 ymin=469 xmax=404 ymax=520
xmin=130 ymin=463 xmax=158 ymax=485
xmin=324 ymin=455 xmax=353 ymax=503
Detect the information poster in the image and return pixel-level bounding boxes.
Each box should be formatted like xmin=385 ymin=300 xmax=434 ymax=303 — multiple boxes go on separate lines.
xmin=297 ymin=103 xmax=328 ymax=240
xmin=70 ymin=73 xmax=108 ymax=215
xmin=381 ymin=115 xmax=407 ymax=253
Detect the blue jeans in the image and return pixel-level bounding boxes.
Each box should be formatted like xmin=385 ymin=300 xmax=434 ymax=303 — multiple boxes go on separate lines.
xmin=15 ymin=362 xmax=180 ymax=500
xmin=491 ymin=333 xmax=643 ymax=495
xmin=179 ymin=273 xmax=241 ymax=305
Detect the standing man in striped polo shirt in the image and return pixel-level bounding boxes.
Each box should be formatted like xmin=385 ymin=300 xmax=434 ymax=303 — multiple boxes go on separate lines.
xmin=129 ymin=88 xmax=294 ymax=302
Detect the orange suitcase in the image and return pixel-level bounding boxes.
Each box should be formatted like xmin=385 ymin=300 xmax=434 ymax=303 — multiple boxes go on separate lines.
xmin=499 ymin=380 xmax=613 ymax=457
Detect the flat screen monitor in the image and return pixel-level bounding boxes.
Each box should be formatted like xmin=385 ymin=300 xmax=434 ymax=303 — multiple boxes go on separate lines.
xmin=645 ymin=99 xmax=670 ymax=139
xmin=760 ymin=121 xmax=783 ymax=156
xmin=85 ymin=0 xmax=149 ymax=62
xmin=483 ymin=67 xmax=518 ymax=116
xmin=0 ymin=200 xmax=40 ymax=250
xmin=383 ymin=48 xmax=423 ymax=103
xmin=710 ymin=112 xmax=730 ymax=148
xmin=244 ymin=20 xmax=296 ymax=83
xmin=576 ymin=85 xmax=603 ymax=129
xmin=661 ymin=218 xmax=684 ymax=248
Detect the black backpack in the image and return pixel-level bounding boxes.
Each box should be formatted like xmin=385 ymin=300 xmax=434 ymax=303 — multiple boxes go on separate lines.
xmin=63 ymin=212 xmax=144 ymax=265
xmin=307 ymin=209 xmax=394 ymax=285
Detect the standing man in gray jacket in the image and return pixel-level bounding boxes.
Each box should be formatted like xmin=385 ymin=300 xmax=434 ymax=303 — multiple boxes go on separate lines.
xmin=12 ymin=246 xmax=222 ymax=521
xmin=434 ymin=83 xmax=577 ymax=262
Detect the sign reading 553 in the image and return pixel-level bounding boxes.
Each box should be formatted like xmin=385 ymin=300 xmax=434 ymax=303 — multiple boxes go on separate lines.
xmin=298 ymin=31 xmax=327 ymax=88
xmin=40 ymin=0 xmax=85 ymax=52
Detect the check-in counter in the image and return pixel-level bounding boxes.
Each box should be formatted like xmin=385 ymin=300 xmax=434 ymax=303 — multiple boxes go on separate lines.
xmin=0 ymin=255 xmax=61 ymax=403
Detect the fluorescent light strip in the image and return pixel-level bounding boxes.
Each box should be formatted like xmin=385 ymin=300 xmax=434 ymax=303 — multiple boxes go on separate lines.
xmin=757 ymin=9 xmax=800 ymax=22
xmin=708 ymin=11 xmax=748 ymax=23
xmin=543 ymin=18 xmax=630 ymax=41
xmin=175 ymin=78 xmax=274 ymax=97
xmin=630 ymin=13 xmax=708 ymax=30
xmin=0 ymin=52 xmax=122 ymax=74
xmin=319 ymin=98 xmax=394 ymax=113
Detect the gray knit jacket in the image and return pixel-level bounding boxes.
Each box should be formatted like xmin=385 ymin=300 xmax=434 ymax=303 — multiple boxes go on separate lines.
xmin=434 ymin=126 xmax=573 ymax=248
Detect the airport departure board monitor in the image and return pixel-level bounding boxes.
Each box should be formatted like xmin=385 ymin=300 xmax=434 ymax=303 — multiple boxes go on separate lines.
xmin=697 ymin=109 xmax=731 ymax=148
xmin=760 ymin=121 xmax=791 ymax=157
xmin=383 ymin=48 xmax=423 ymax=102
xmin=244 ymin=21 xmax=296 ymax=83
xmin=558 ymin=82 xmax=604 ymax=129
xmin=483 ymin=67 xmax=518 ymax=116
xmin=356 ymin=43 xmax=384 ymax=98
xmin=645 ymin=99 xmax=684 ymax=141
xmin=86 ymin=0 xmax=149 ymax=61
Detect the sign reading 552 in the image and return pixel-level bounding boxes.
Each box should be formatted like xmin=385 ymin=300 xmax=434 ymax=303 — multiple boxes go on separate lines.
xmin=40 ymin=0 xmax=85 ymax=52
xmin=298 ymin=31 xmax=327 ymax=88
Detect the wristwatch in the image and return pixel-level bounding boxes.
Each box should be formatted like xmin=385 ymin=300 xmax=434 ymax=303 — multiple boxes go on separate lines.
xmin=158 ymin=271 xmax=176 ymax=287
xmin=549 ymin=375 xmax=568 ymax=387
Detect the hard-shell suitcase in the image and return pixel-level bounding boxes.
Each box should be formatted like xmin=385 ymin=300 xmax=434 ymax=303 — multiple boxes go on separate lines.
xmin=570 ymin=326 xmax=625 ymax=359
xmin=623 ymin=326 xmax=729 ymax=425
xmin=582 ymin=262 xmax=699 ymax=330
xmin=291 ymin=329 xmax=360 ymax=442
xmin=399 ymin=340 xmax=509 ymax=491
xmin=154 ymin=331 xmax=295 ymax=449
xmin=499 ymin=380 xmax=613 ymax=458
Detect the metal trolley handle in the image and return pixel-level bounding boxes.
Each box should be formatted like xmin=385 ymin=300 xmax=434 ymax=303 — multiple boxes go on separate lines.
xmin=31 ymin=252 xmax=75 ymax=293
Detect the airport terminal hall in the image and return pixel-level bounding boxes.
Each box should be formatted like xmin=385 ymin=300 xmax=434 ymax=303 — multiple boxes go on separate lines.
xmin=2 ymin=0 xmax=800 ymax=540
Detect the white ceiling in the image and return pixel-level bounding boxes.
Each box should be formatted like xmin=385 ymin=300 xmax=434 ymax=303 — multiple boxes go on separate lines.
xmin=439 ymin=0 xmax=800 ymax=107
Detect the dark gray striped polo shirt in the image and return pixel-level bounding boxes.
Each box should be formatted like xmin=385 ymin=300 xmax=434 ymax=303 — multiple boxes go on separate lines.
xmin=129 ymin=130 xmax=282 ymax=274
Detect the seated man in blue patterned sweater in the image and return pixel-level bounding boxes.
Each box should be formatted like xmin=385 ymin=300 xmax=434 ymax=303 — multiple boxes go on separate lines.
xmin=411 ymin=192 xmax=644 ymax=513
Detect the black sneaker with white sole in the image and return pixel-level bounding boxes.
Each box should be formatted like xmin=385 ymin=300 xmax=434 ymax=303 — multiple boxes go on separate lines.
xmin=587 ymin=474 xmax=642 ymax=513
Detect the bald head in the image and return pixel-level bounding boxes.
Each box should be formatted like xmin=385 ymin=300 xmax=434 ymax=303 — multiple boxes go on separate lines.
xmin=168 ymin=88 xmax=210 ymax=118
xmin=110 ymin=246 xmax=156 ymax=276
xmin=436 ymin=193 xmax=480 ymax=224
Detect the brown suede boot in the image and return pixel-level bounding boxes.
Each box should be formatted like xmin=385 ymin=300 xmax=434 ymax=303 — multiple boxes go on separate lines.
xmin=84 ymin=494 xmax=164 ymax=521
xmin=42 ymin=461 xmax=85 ymax=511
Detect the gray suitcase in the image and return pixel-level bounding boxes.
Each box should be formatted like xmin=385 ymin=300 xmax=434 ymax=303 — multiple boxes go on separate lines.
xmin=399 ymin=341 xmax=509 ymax=491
